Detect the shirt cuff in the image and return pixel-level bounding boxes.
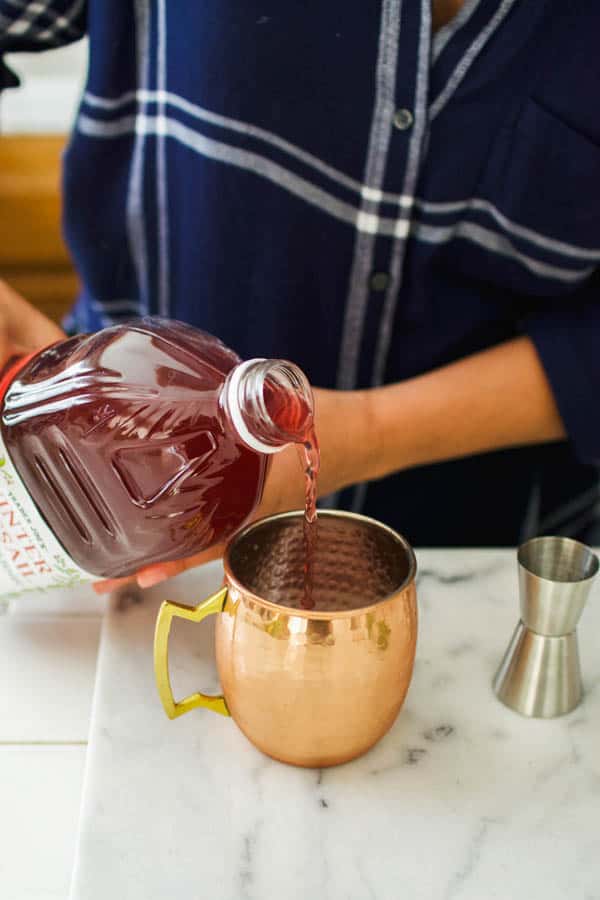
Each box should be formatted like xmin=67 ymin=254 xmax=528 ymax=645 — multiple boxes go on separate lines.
xmin=524 ymin=295 xmax=600 ymax=465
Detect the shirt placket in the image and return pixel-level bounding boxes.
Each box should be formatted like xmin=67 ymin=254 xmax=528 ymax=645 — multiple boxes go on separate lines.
xmin=334 ymin=0 xmax=431 ymax=513
xmin=350 ymin=0 xmax=432 ymax=395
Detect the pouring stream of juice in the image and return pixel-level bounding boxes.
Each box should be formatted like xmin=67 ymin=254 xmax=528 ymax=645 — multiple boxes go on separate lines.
xmin=299 ymin=427 xmax=320 ymax=609
xmin=263 ymin=373 xmax=320 ymax=609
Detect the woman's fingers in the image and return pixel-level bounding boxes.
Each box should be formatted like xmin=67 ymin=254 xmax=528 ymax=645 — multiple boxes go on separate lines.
xmin=0 ymin=279 xmax=64 ymax=353
xmin=92 ymin=543 xmax=226 ymax=594
xmin=92 ymin=575 xmax=137 ymax=595
xmin=135 ymin=544 xmax=226 ymax=588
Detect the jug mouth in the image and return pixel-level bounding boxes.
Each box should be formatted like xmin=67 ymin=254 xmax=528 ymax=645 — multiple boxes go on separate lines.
xmin=518 ymin=536 xmax=599 ymax=585
xmin=223 ymin=509 xmax=417 ymax=619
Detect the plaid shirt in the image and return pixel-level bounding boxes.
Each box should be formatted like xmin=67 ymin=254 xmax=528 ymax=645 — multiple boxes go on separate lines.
xmin=2 ymin=0 xmax=599 ymax=544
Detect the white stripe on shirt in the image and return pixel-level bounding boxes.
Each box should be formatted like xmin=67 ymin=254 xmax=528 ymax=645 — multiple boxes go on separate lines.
xmin=78 ymin=112 xmax=595 ymax=285
xmin=82 ymin=89 xmax=600 ymax=264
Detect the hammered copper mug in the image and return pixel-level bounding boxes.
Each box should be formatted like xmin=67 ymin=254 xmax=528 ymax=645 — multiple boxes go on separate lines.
xmin=154 ymin=510 xmax=418 ymax=768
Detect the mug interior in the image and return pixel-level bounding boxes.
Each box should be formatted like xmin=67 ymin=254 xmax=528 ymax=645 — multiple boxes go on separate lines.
xmin=226 ymin=511 xmax=414 ymax=612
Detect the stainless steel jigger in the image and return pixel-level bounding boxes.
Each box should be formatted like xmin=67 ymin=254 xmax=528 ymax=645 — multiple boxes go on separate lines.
xmin=493 ymin=536 xmax=599 ymax=718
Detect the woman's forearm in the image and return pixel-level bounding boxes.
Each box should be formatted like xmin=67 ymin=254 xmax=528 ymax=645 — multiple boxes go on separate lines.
xmin=361 ymin=336 xmax=566 ymax=483
xmin=254 ymin=336 xmax=566 ymax=511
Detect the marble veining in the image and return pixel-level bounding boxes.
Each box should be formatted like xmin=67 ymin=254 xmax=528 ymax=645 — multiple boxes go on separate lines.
xmin=71 ymin=550 xmax=600 ymax=900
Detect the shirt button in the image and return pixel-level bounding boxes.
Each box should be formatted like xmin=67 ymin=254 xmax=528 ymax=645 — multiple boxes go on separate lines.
xmin=370 ymin=271 xmax=390 ymax=292
xmin=393 ymin=108 xmax=413 ymax=131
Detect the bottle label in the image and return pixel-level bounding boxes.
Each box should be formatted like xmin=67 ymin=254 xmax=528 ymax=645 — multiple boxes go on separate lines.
xmin=0 ymin=356 xmax=96 ymax=599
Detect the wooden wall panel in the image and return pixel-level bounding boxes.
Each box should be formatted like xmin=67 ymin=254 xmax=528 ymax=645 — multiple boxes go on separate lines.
xmin=0 ymin=135 xmax=78 ymax=323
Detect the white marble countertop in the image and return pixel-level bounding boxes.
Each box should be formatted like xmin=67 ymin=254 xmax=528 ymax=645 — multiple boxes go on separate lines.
xmin=70 ymin=550 xmax=600 ymax=900
xmin=0 ymin=584 xmax=103 ymax=899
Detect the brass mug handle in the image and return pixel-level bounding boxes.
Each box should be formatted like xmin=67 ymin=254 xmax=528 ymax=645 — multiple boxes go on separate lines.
xmin=153 ymin=587 xmax=230 ymax=719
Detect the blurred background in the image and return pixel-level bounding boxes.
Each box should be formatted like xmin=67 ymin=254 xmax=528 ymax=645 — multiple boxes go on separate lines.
xmin=0 ymin=40 xmax=88 ymax=323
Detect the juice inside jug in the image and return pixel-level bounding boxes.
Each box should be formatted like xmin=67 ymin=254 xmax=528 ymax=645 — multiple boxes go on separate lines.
xmin=0 ymin=319 xmax=314 ymax=580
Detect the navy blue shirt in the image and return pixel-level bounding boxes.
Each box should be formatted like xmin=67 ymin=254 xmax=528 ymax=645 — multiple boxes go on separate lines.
xmin=2 ymin=0 xmax=599 ymax=545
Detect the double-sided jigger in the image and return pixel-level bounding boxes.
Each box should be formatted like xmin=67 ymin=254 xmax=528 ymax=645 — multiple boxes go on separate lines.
xmin=493 ymin=536 xmax=599 ymax=718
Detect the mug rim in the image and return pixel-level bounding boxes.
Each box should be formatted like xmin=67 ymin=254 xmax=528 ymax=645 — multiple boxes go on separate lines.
xmin=223 ymin=509 xmax=418 ymax=619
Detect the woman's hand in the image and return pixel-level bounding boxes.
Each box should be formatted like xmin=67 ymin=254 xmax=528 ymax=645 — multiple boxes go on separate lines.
xmin=0 ymin=279 xmax=65 ymax=363
xmin=93 ymin=387 xmax=374 ymax=594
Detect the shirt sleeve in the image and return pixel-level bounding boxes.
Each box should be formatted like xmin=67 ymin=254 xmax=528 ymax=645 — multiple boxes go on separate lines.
xmin=523 ymin=270 xmax=600 ymax=465
xmin=0 ymin=1 xmax=86 ymax=56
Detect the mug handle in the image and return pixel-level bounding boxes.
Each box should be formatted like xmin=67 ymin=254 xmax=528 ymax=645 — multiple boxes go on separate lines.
xmin=154 ymin=587 xmax=230 ymax=719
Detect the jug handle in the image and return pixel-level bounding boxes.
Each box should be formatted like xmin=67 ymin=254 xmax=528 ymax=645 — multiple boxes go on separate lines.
xmin=154 ymin=587 xmax=230 ymax=719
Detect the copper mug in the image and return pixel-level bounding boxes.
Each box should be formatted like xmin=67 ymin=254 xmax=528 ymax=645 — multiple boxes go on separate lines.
xmin=154 ymin=510 xmax=418 ymax=768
